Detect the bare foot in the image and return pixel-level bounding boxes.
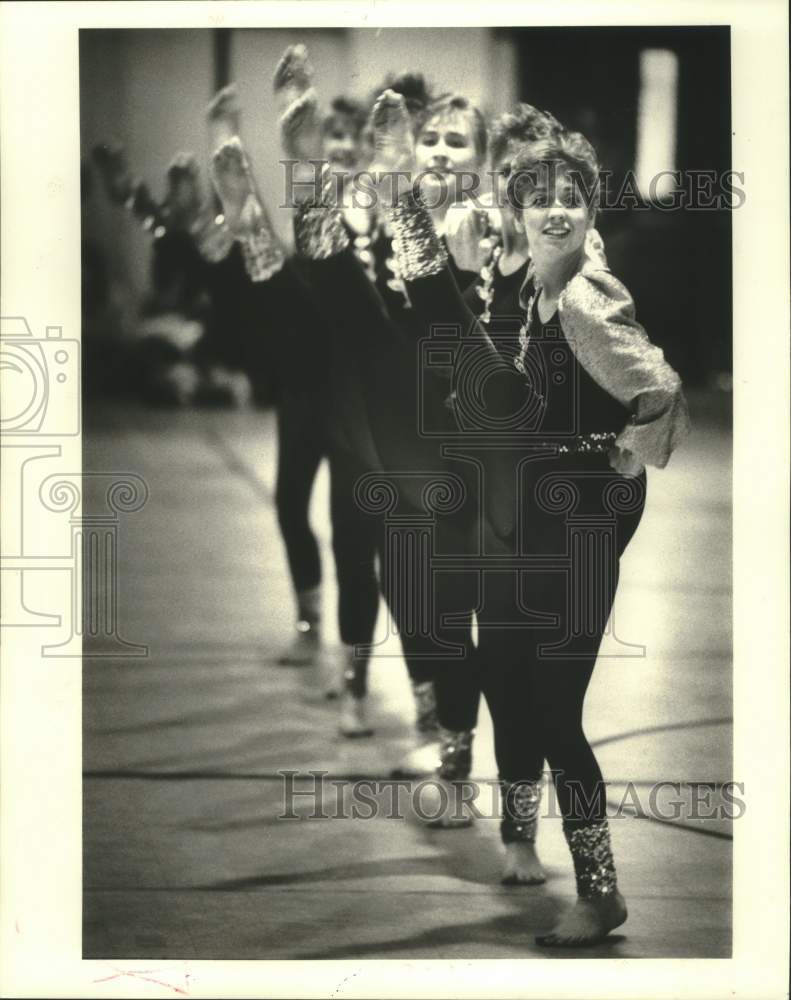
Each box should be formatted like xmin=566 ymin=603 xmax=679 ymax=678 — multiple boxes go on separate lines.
xmin=501 ymin=842 xmax=546 ymax=886
xmin=339 ymin=692 xmax=374 ymax=738
xmin=92 ymin=142 xmax=133 ymax=204
xmin=129 ymin=181 xmax=162 ymax=231
xmin=420 ymin=778 xmax=475 ymax=829
xmin=536 ymin=890 xmax=627 ymax=947
xmin=273 ymin=43 xmax=314 ymax=114
xmin=390 ymin=739 xmax=441 ymax=779
xmin=276 ymin=623 xmax=320 ymax=667
xmin=369 ymin=89 xmax=415 ymax=204
xmin=207 ymin=83 xmax=241 ymax=150
xmin=166 ymin=152 xmax=203 ymax=230
xmin=210 ymin=138 xmax=263 ymax=235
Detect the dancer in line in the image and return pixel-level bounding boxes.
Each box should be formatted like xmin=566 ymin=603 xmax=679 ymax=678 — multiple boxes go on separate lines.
xmin=272 ymin=47 xmax=454 ymax=758
xmin=207 ymin=62 xmax=482 ymax=745
xmin=93 ymin=102 xmax=360 ymax=687
xmin=284 ymin=48 xmax=500 ymax=812
xmin=207 ymin=85 xmax=383 ymax=737
xmin=362 ymin=90 xmax=690 ymax=942
xmin=91 ymin=143 xmax=252 ymax=406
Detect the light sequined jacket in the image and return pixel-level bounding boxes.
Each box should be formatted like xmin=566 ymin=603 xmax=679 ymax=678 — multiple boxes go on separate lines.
xmin=555 ymin=257 xmax=691 ymax=469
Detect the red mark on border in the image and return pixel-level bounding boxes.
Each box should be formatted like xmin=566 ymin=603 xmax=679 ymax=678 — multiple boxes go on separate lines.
xmin=92 ymin=969 xmax=189 ymax=995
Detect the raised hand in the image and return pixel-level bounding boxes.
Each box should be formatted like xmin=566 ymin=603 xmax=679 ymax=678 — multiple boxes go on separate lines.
xmin=274 ymin=44 xmax=322 ymax=162
xmin=273 ymin=43 xmax=314 ymax=114
xmin=166 ymin=152 xmax=204 ymax=230
xmin=369 ymin=89 xmax=415 ymax=205
xmin=279 ymin=90 xmax=323 ymax=161
xmin=608 ymin=446 xmax=644 ymax=476
xmin=370 ymin=89 xmax=414 ymax=173
xmin=92 ymin=142 xmax=134 ymax=205
xmin=207 ymin=83 xmax=242 ymax=151
xmin=129 ymin=181 xmax=165 ymax=232
xmin=210 ymin=138 xmax=263 ymax=236
xmin=444 ymin=200 xmax=492 ymax=272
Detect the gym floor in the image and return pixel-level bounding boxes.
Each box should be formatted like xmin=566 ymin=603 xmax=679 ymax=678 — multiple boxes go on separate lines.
xmin=83 ymin=393 xmax=732 ymax=959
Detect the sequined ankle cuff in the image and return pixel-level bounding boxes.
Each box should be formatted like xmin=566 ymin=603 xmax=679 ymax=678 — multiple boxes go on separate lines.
xmin=564 ymin=820 xmax=618 ymax=899
xmin=411 ymin=680 xmax=438 ymax=734
xmin=500 ymin=780 xmax=541 ymax=844
xmin=437 ymin=728 xmax=474 ymax=782
xmin=387 ymin=191 xmax=448 ymax=281
xmin=239 ymin=227 xmax=286 ymax=282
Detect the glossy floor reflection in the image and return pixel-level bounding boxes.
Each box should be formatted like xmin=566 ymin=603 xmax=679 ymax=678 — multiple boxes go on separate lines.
xmin=83 ymin=394 xmax=732 ymax=959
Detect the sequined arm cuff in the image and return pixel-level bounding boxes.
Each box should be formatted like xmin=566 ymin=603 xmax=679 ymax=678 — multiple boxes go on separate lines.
xmin=559 ymin=269 xmax=691 ymax=469
xmin=191 ymin=212 xmax=235 ymax=264
xmin=293 ymin=202 xmax=349 ymax=260
xmin=239 ymin=226 xmax=286 ymax=282
xmin=386 ymin=191 xmax=448 ymax=281
xmin=293 ymin=164 xmax=349 ymax=260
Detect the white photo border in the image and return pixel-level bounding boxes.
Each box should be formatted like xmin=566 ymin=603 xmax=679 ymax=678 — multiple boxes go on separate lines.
xmin=0 ymin=1 xmax=788 ymax=998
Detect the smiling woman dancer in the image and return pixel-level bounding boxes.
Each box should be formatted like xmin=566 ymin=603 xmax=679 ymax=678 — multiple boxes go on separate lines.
xmin=365 ymin=90 xmax=690 ymax=946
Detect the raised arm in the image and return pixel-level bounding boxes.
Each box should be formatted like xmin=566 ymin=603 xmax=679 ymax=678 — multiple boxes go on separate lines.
xmin=274 ymin=44 xmax=405 ymax=345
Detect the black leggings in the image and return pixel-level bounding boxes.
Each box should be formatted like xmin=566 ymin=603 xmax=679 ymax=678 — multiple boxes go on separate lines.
xmin=378 ymin=548 xmax=480 ymax=731
xmin=332 ymin=454 xmax=479 ymax=727
xmin=275 ymin=410 xmax=383 ymax=655
xmin=274 ymin=395 xmax=325 ymax=595
xmin=276 ymin=393 xmax=480 ymax=729
xmin=478 ymin=458 xmax=646 ymax=828
xmin=296 ymin=250 xmax=482 ymax=724
xmin=328 ymin=448 xmax=380 ymax=648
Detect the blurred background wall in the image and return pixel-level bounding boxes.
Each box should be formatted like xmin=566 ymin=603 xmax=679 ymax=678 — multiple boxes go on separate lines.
xmin=80 ymin=26 xmax=732 ymax=392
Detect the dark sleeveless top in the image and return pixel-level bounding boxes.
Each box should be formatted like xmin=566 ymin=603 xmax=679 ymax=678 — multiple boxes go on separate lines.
xmin=458 ymin=263 xmax=630 ymax=443
xmin=522 ymin=299 xmax=632 ymax=441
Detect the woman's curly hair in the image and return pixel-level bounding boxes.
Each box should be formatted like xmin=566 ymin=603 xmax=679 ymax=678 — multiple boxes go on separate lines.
xmin=322 ymin=96 xmax=368 ymax=138
xmin=507 ymin=127 xmax=601 ymax=211
xmin=489 ymin=103 xmax=563 ymax=168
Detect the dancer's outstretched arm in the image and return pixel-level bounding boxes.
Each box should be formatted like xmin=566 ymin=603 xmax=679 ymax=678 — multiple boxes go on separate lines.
xmin=274 ymin=45 xmax=413 ymax=350
xmin=93 ymin=143 xmax=168 ymax=238
xmin=210 ymin=136 xmax=334 ymax=391
xmin=207 ymin=84 xmax=242 ymax=152
xmin=371 ymin=92 xmax=523 ymax=383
